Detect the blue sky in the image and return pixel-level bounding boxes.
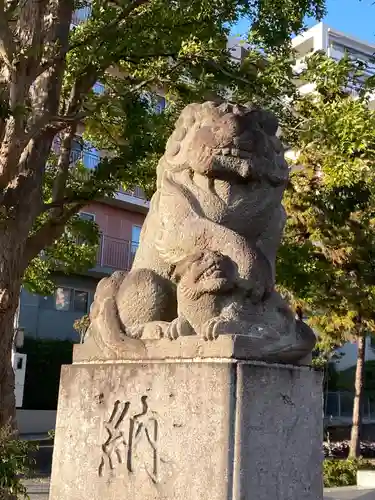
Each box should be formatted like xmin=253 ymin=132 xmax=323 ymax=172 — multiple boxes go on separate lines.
xmin=233 ymin=0 xmax=375 ymax=45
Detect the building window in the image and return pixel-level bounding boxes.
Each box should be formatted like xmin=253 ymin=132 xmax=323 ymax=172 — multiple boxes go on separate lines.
xmin=140 ymin=92 xmax=166 ymax=114
xmin=131 ymin=225 xmax=141 ymax=246
xmin=43 ymin=287 xmax=90 ymax=313
xmin=130 ymin=225 xmax=141 ymax=264
xmin=55 ymin=287 xmax=71 ymax=311
xmin=79 ymin=212 xmax=95 ymax=222
xmin=83 ymin=144 xmax=100 ymax=170
xmin=73 ymin=290 xmax=89 ymax=313
xmin=70 ymin=137 xmax=100 ymax=170
xmin=70 ymin=137 xmax=82 ymax=164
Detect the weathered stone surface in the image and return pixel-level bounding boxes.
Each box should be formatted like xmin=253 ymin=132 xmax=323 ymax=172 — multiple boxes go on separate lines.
xmin=83 ymin=101 xmax=316 ymax=364
xmin=74 ymin=333 xmax=312 ymax=364
xmin=49 ymin=360 xmax=323 ymax=500
xmin=234 ymin=363 xmax=323 ymax=499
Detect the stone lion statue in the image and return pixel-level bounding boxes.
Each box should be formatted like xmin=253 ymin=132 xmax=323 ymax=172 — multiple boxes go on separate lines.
xmin=85 ymin=101 xmax=316 ymax=362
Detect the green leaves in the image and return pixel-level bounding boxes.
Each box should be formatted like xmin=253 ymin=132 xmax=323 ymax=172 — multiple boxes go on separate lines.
xmin=280 ymin=52 xmax=375 ymax=346
xmin=1 ymin=0 xmax=327 ymax=295
xmin=0 ymin=425 xmax=37 ymax=499
xmin=243 ymin=0 xmax=326 ymax=48
xmin=24 ymin=215 xmax=99 ymax=296
xmin=323 ymin=459 xmax=373 ymax=488
xmin=289 ymin=53 xmax=375 ymax=189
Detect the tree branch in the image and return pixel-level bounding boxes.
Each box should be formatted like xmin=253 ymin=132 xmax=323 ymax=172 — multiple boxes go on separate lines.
xmin=68 ymin=0 xmax=151 ymax=53
xmin=64 ymin=66 xmax=98 ymax=116
xmin=52 ymin=111 xmax=87 ymax=126
xmin=51 ymin=126 xmax=76 ymax=209
xmin=0 ymin=0 xmax=15 ymax=68
xmin=23 ymin=203 xmax=83 ymax=265
xmin=43 ymin=193 xmax=97 ymax=211
xmin=5 ymin=0 xmax=21 ymax=16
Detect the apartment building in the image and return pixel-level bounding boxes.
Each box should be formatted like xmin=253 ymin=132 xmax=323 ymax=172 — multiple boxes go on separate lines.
xmin=292 ymin=22 xmax=375 ymax=108
xmin=19 ymin=189 xmax=150 ymax=341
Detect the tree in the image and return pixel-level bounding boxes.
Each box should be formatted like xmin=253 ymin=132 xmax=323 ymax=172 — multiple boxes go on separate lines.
xmin=0 ymin=0 xmax=327 ymax=430
xmin=23 ymin=213 xmax=99 ymax=295
xmin=73 ymin=313 xmax=90 ymax=342
xmin=279 ymin=52 xmax=375 ymax=457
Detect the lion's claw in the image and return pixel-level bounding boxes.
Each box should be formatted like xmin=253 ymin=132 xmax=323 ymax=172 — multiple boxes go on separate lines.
xmin=202 ymin=317 xmax=222 ymax=341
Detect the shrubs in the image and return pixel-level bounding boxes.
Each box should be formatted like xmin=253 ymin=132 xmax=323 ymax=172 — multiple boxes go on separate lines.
xmin=323 ymin=440 xmax=375 ymax=487
xmin=73 ymin=314 xmax=90 ymax=343
xmin=324 ymin=458 xmax=375 ymax=488
xmin=0 ymin=425 xmax=37 ymax=499
xmin=324 ymin=459 xmax=358 ymax=488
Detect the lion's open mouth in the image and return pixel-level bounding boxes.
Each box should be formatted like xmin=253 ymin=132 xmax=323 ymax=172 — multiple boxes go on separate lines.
xmin=196 ymin=262 xmax=225 ymax=281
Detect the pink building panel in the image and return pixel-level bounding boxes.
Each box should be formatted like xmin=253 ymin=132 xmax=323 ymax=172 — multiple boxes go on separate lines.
xmin=82 ymin=202 xmax=145 ymax=240
xmin=81 ymin=202 xmax=146 ymax=271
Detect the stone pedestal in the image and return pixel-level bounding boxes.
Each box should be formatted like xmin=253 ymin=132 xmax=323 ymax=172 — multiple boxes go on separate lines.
xmin=49 ymin=338 xmax=323 ymax=500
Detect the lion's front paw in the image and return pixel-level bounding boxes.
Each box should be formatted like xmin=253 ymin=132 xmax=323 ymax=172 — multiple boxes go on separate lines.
xmin=167 ymin=318 xmax=181 ymax=340
xmin=166 ymin=316 xmax=194 ymax=340
xmin=201 ymin=317 xmax=224 ymax=341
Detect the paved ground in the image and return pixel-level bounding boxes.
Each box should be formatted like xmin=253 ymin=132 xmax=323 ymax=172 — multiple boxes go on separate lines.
xmin=22 ymin=479 xmax=50 ymax=499
xmin=23 ymin=479 xmax=375 ymax=500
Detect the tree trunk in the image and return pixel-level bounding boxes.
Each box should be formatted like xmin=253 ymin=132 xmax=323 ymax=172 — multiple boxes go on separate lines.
xmin=0 ymin=231 xmax=25 ymax=430
xmin=0 ymin=285 xmax=21 ymax=429
xmin=349 ymin=334 xmax=366 ymax=458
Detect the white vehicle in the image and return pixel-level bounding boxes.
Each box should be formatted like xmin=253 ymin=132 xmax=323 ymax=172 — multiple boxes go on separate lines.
xmin=12 ymin=327 xmax=26 ymax=408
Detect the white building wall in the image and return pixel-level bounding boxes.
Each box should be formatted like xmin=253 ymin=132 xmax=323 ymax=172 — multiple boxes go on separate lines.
xmin=293 ymin=22 xmax=375 ymax=107
xmin=334 ymin=337 xmax=375 ymax=371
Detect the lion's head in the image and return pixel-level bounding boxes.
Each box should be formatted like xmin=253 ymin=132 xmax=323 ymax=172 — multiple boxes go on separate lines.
xmin=173 ymin=250 xmax=236 ymax=300
xmin=161 ymin=101 xmax=288 ymax=187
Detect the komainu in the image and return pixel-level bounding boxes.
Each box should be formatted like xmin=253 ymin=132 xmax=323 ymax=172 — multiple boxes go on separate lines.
xmin=86 ymin=101 xmax=316 ymax=362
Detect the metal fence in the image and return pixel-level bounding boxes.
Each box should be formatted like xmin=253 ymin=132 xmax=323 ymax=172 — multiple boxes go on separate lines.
xmin=72 ymin=6 xmax=92 ymax=25
xmin=120 ymin=186 xmax=147 ymax=199
xmin=70 ymin=148 xmax=100 ymax=170
xmin=324 ymin=391 xmax=375 ymax=420
xmin=97 ymin=236 xmax=139 ymax=271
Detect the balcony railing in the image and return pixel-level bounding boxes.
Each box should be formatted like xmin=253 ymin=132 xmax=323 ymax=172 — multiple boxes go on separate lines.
xmin=68 ymin=148 xmax=100 ymax=170
xmin=72 ymin=6 xmax=92 ymax=25
xmin=97 ymin=235 xmax=139 ymax=271
xmin=325 ymin=391 xmax=375 ymax=421
xmin=52 ymin=136 xmax=100 ymax=170
xmin=120 ymin=186 xmax=146 ymax=200
xmin=52 ymin=137 xmax=148 ymax=202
